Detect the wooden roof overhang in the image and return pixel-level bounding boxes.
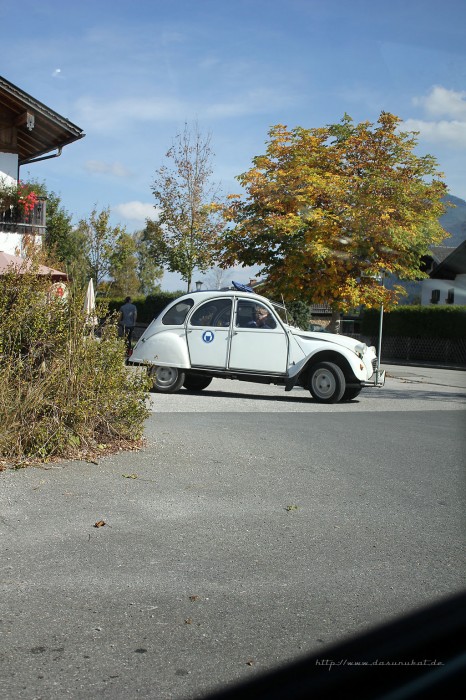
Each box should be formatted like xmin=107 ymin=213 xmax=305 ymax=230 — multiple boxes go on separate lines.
xmin=0 ymin=75 xmax=84 ymax=165
xmin=430 ymin=240 xmax=466 ymax=280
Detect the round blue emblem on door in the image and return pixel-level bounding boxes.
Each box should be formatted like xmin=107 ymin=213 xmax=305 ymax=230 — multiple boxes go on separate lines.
xmin=202 ymin=330 xmax=214 ymax=343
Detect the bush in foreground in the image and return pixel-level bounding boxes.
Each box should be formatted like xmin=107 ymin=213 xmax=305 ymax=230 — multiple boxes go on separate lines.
xmin=0 ymin=271 xmax=151 ymax=467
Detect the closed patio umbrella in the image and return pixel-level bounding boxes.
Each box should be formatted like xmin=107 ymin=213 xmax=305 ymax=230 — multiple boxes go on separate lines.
xmin=84 ymin=278 xmax=98 ymax=326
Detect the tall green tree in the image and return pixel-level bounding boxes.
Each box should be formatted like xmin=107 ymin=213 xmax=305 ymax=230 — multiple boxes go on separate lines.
xmin=220 ymin=113 xmax=448 ymax=320
xmin=76 ymin=207 xmax=126 ymax=291
xmin=20 ymin=179 xmax=89 ymax=287
xmin=133 ymin=230 xmax=163 ymax=295
xmin=108 ymin=231 xmax=140 ymax=297
xmin=148 ymin=122 xmax=225 ymax=291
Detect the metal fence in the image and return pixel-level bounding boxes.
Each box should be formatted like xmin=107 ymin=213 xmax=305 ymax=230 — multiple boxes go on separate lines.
xmin=361 ymin=335 xmax=466 ymax=366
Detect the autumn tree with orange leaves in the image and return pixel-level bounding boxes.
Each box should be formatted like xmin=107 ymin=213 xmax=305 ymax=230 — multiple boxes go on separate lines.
xmin=220 ymin=113 xmax=448 ymax=322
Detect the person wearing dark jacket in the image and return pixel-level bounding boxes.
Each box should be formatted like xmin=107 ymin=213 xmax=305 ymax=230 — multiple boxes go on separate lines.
xmin=119 ymin=296 xmax=137 ymax=348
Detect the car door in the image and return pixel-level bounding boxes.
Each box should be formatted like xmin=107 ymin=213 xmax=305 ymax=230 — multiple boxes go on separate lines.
xmin=228 ymin=299 xmax=288 ymax=373
xmin=186 ymin=298 xmax=232 ymax=368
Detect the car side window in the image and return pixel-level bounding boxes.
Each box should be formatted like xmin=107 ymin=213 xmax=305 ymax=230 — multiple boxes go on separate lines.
xmin=235 ymin=301 xmax=277 ymax=329
xmin=162 ymin=299 xmax=194 ymax=325
xmin=189 ymin=299 xmax=232 ymax=327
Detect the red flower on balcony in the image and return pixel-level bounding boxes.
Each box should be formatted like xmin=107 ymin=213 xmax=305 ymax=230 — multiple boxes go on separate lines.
xmin=0 ymin=179 xmax=46 ymax=232
xmin=17 ymin=182 xmax=39 ymax=216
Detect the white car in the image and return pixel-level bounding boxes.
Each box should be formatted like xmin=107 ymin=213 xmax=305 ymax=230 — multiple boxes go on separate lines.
xmin=130 ymin=286 xmax=385 ymax=403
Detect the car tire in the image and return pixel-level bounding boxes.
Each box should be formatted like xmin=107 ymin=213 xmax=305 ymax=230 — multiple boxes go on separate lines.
xmin=341 ymin=387 xmax=362 ymax=401
xmin=183 ymin=375 xmax=213 ymax=391
xmin=149 ymin=366 xmax=186 ymax=393
xmin=308 ymin=361 xmax=346 ymax=403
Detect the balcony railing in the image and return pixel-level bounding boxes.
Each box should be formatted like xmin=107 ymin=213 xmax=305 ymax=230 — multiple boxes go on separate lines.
xmin=310 ymin=303 xmax=333 ymax=314
xmin=0 ymin=197 xmax=47 ymax=235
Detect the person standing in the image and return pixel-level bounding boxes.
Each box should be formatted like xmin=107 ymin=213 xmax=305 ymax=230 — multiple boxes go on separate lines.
xmin=119 ymin=296 xmax=137 ymax=349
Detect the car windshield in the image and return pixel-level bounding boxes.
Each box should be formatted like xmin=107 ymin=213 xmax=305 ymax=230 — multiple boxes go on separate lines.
xmin=271 ymin=302 xmax=288 ymax=324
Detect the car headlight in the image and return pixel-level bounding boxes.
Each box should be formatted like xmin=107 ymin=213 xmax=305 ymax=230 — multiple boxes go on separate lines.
xmin=354 ymin=343 xmax=367 ymax=360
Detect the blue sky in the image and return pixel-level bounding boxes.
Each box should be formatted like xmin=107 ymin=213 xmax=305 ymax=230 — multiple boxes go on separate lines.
xmin=2 ymin=0 xmax=466 ymax=290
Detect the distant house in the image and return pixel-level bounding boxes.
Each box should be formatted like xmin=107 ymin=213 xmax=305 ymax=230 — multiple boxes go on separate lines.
xmin=421 ymin=240 xmax=466 ymax=306
xmin=0 ymin=75 xmax=84 ymax=256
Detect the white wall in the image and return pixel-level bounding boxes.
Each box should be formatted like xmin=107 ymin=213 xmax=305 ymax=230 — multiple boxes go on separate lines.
xmin=421 ymin=275 xmax=466 ymax=306
xmin=0 ymin=232 xmax=24 ymax=255
xmin=1 ymin=154 xmax=21 ymax=254
xmin=0 ymin=152 xmax=19 ymax=183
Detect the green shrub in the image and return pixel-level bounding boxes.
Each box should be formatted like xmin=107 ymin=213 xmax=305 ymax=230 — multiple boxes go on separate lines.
xmin=285 ymin=300 xmax=311 ymax=329
xmin=0 ymin=270 xmax=151 ymax=466
xmin=106 ymin=291 xmax=182 ymax=324
xmin=361 ymin=305 xmax=466 ymax=340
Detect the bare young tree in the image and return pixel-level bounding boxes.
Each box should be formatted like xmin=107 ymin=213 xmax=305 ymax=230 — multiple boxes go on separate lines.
xmin=203 ymin=265 xmax=229 ymax=290
xmin=145 ymin=122 xmax=225 ymax=291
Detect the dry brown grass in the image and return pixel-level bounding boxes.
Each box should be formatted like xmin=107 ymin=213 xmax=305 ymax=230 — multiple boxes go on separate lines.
xmin=0 ymin=270 xmax=151 ymax=468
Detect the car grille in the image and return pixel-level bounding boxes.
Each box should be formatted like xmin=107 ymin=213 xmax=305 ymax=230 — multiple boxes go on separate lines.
xmin=372 ymin=358 xmax=378 ymax=371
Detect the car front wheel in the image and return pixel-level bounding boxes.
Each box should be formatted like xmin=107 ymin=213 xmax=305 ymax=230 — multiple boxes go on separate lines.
xmin=341 ymin=387 xmax=362 ymax=401
xmin=308 ymin=361 xmax=346 ymax=403
xmin=149 ymin=366 xmax=185 ymax=393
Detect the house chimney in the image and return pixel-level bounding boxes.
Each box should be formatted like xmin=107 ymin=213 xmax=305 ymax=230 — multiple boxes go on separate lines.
xmin=249 ymin=278 xmax=257 ymax=287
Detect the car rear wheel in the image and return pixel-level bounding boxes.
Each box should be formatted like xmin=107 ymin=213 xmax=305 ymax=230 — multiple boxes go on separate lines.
xmin=149 ymin=366 xmax=185 ymax=393
xmin=183 ymin=375 xmax=213 ymax=391
xmin=309 ymin=361 xmax=346 ymax=403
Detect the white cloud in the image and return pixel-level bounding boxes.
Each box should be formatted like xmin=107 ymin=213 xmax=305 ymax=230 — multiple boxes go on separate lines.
xmin=402 ymin=118 xmax=466 ymax=148
xmin=413 ymin=86 xmax=466 ymax=120
xmin=404 ymin=86 xmax=466 ymax=148
xmin=75 ymin=96 xmax=187 ymax=131
xmin=74 ymin=87 xmax=292 ymax=132
xmin=205 ymin=88 xmax=290 ymax=119
xmin=84 ymin=160 xmax=131 ymax=177
xmin=113 ymin=201 xmax=159 ymax=223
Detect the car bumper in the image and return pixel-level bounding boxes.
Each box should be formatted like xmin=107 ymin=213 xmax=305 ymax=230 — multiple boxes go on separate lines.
xmin=362 ymin=368 xmax=386 ymax=387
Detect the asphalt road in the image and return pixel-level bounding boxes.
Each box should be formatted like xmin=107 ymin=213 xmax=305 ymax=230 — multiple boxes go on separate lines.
xmin=1 ymin=364 xmax=465 ymax=700
xmin=146 ymin=363 xmax=466 ymax=414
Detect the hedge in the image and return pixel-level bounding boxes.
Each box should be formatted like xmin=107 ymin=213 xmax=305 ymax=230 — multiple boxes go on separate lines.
xmin=106 ymin=293 xmax=313 ymax=329
xmin=105 ymin=292 xmax=183 ymax=324
xmin=361 ymin=305 xmax=466 ymax=340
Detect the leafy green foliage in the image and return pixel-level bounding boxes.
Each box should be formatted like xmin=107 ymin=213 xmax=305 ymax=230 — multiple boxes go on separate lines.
xmin=17 ymin=181 xmax=164 ymax=296
xmin=0 ymin=269 xmax=151 ymax=465
xmin=283 ymin=300 xmax=311 ymax=329
xmin=20 ymin=179 xmax=90 ymax=287
xmin=75 ymin=206 xmax=128 ymax=290
xmin=220 ymin=114 xmax=448 ymax=312
xmin=106 ymin=291 xmax=182 ymax=324
xmin=108 ymin=230 xmax=140 ymax=297
xmin=133 ymin=229 xmax=163 ymax=295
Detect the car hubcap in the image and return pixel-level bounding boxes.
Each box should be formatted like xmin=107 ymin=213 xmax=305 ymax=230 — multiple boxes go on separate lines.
xmin=312 ymin=369 xmax=336 ymax=399
xmin=155 ymin=366 xmax=178 ymax=388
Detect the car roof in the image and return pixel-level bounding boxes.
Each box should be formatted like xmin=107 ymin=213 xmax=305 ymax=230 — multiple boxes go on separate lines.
xmin=172 ymin=289 xmax=278 ymax=305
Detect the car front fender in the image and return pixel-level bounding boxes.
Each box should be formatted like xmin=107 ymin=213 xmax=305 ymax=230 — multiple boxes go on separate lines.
xmin=285 ymin=345 xmax=368 ymax=390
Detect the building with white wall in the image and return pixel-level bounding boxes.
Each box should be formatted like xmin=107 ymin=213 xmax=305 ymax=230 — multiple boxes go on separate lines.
xmin=0 ymin=75 xmax=84 ymax=255
xmin=421 ymin=241 xmax=466 ymax=306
